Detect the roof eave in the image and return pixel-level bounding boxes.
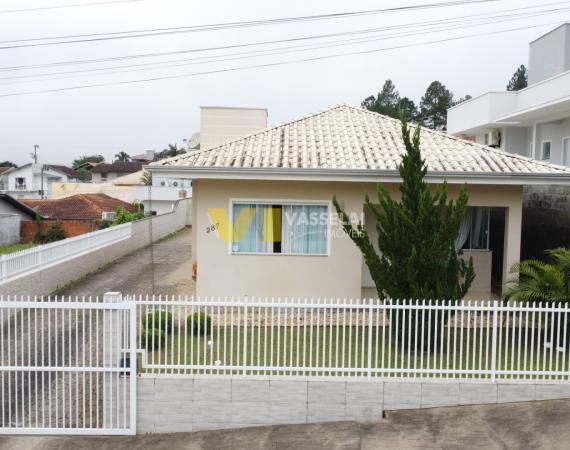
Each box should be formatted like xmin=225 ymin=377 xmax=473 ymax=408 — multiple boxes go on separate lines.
xmin=147 ymin=166 xmax=570 ymax=186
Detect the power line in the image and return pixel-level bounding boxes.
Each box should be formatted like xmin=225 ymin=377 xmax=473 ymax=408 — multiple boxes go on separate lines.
xmin=0 ymin=0 xmax=498 ymax=48
xmin=0 ymin=1 xmax=563 ymax=73
xmin=0 ymin=0 xmax=145 ymax=14
xmin=1 ymin=7 xmax=567 ymax=85
xmin=0 ymin=20 xmax=561 ymax=98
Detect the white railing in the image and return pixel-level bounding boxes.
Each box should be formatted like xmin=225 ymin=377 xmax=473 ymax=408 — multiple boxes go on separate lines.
xmin=0 ymin=223 xmax=132 ymax=282
xmin=130 ymin=296 xmax=570 ymax=382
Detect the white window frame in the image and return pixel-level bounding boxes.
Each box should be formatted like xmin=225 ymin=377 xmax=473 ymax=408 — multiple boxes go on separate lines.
xmin=228 ymin=198 xmax=332 ymax=256
xmin=562 ymin=136 xmax=570 ymax=166
xmin=541 ymin=140 xmax=552 ymax=161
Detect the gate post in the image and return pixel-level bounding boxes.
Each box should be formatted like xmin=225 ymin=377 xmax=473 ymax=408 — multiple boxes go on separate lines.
xmin=102 ymin=292 xmax=123 ymax=431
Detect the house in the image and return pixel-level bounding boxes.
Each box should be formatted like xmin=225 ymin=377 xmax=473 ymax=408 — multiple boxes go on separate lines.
xmin=0 ymin=193 xmax=139 ymax=242
xmin=0 ymin=164 xmax=81 ymax=199
xmin=447 ymin=23 xmax=570 ymax=165
xmin=447 ymin=23 xmax=570 ymax=259
xmin=131 ymin=150 xmax=156 ymax=163
xmin=91 ymin=161 xmax=144 ymax=182
xmin=149 ymin=105 xmax=570 ymax=300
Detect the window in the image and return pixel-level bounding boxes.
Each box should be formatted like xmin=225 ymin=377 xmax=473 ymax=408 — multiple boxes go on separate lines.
xmin=541 ymin=141 xmax=551 ymax=160
xmin=231 ymin=202 xmax=329 ymax=255
xmin=100 ymin=173 xmax=108 ymax=180
xmin=455 ymin=207 xmax=490 ymax=251
xmin=563 ymin=137 xmax=570 ymax=166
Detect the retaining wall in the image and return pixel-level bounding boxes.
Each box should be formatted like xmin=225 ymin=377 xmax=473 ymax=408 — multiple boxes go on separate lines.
xmin=136 ymin=375 xmax=570 ymax=433
xmin=0 ymin=199 xmax=191 ymax=297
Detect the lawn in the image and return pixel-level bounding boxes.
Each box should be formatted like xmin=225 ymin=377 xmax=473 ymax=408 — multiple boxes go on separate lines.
xmin=0 ymin=242 xmax=35 ymax=255
xmin=141 ymin=324 xmax=570 ymax=380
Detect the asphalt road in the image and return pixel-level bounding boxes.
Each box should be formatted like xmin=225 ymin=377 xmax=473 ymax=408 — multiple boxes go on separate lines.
xmin=1 ymin=399 xmax=569 ymax=449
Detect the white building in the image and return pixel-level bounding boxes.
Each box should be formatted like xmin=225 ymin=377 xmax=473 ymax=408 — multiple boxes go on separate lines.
xmin=0 ymin=164 xmax=80 ymax=199
xmin=448 ymin=23 xmax=570 ymax=166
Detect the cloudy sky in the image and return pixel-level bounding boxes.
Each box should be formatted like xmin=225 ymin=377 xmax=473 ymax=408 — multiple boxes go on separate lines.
xmin=0 ymin=0 xmax=568 ymax=166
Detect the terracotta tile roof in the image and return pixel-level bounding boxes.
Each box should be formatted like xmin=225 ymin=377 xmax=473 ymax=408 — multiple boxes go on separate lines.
xmin=153 ymin=105 xmax=570 ymax=176
xmin=22 ymin=194 xmax=138 ymax=220
xmin=91 ymin=161 xmax=144 ymax=174
xmin=0 ymin=167 xmax=14 ymax=175
xmin=48 ymin=165 xmax=82 ymax=179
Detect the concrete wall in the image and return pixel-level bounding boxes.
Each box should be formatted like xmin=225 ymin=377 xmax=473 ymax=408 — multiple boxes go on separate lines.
xmin=193 ymin=179 xmax=522 ymax=299
xmin=200 ymin=106 xmax=268 ymax=150
xmin=0 ymin=199 xmax=192 ymax=297
xmin=0 ymin=214 xmax=20 ymax=245
xmin=529 ymin=24 xmax=570 ymax=85
xmin=136 ymin=375 xmax=570 ymax=434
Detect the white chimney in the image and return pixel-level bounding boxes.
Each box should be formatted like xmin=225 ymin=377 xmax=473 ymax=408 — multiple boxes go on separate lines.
xmin=200 ymin=106 xmax=268 ymax=150
xmin=144 ymin=150 xmax=155 ymax=161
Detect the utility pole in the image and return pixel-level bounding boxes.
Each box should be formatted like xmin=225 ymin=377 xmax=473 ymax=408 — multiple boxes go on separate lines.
xmin=31 ymin=145 xmax=39 ymax=164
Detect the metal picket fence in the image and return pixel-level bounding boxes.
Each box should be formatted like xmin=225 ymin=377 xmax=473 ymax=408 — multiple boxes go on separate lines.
xmin=131 ymin=296 xmax=570 ymax=381
xmin=0 ymin=223 xmax=132 ymax=282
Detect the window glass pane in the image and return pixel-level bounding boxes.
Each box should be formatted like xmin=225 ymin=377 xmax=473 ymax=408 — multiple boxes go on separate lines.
xmin=469 ymin=207 xmax=489 ymax=250
xmin=282 ymin=204 xmax=328 ymax=254
xmin=232 ymin=203 xmax=274 ymax=253
xmin=542 ymin=141 xmax=551 ymax=160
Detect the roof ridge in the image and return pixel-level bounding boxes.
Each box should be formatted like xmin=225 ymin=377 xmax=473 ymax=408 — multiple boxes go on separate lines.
xmin=153 ymin=104 xmax=351 ymax=166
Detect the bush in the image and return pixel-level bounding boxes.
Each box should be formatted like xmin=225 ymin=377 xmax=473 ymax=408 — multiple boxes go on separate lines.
xmin=142 ymin=310 xmax=174 ymax=333
xmin=34 ymin=220 xmax=66 ymax=244
xmin=187 ymin=312 xmax=212 ymax=335
xmin=141 ymin=328 xmax=165 ymax=350
xmin=113 ymin=206 xmax=144 ymax=225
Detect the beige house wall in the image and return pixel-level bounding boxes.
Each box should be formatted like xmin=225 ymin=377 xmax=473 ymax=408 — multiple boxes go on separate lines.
xmin=193 ymin=179 xmax=522 ymax=299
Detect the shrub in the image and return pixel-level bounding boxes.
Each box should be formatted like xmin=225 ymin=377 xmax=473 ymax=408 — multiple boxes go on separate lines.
xmin=142 ymin=310 xmax=174 ymax=333
xmin=34 ymin=220 xmax=66 ymax=244
xmin=187 ymin=312 xmax=212 ymax=335
xmin=113 ymin=206 xmax=144 ymax=225
xmin=141 ymin=328 xmax=165 ymax=350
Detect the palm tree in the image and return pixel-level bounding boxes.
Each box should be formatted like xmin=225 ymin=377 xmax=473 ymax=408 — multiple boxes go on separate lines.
xmin=504 ymin=248 xmax=570 ymax=303
xmin=115 ymin=151 xmax=130 ymax=162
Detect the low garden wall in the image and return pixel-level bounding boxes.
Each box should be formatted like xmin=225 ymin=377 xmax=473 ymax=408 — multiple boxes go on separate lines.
xmin=136 ymin=375 xmax=570 ymax=433
xmin=0 ymin=199 xmax=191 ymax=297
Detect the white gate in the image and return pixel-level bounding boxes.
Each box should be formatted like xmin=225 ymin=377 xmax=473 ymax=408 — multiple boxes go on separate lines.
xmin=0 ymin=293 xmax=136 ymax=435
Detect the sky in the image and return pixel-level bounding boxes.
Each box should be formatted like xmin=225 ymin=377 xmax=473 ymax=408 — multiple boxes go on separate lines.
xmin=0 ymin=0 xmax=568 ymax=166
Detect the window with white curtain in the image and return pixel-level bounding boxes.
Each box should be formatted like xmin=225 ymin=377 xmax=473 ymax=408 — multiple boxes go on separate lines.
xmin=455 ymin=207 xmax=490 ymax=251
xmin=231 ymin=202 xmax=329 ymax=255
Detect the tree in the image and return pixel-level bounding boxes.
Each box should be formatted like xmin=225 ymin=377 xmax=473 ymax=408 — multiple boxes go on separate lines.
xmin=453 ymin=94 xmax=472 ymax=106
xmin=0 ymin=161 xmax=17 ymax=168
xmin=155 ymin=144 xmax=186 ymax=160
xmin=333 ymin=117 xmax=474 ymax=345
xmin=72 ymin=154 xmax=105 ymax=169
xmin=115 ymin=151 xmax=130 ymax=162
xmin=398 ymin=97 xmax=418 ymax=122
xmin=361 ymin=79 xmax=401 ymax=118
xmin=506 ymin=65 xmax=528 ymax=91
xmin=504 ymin=248 xmax=570 ymax=303
xmin=419 ymin=81 xmax=454 ymax=130
xmin=141 ymin=170 xmax=152 ymax=186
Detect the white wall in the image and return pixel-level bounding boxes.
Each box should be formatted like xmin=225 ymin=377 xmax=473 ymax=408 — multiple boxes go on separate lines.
xmin=535 ymin=118 xmax=570 ymax=165
xmin=200 ymin=106 xmax=268 ymax=150
xmin=529 ymin=24 xmax=570 ymax=85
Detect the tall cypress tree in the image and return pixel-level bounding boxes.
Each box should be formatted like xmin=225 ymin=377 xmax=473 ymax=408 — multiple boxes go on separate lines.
xmin=333 ymin=118 xmax=475 ymax=345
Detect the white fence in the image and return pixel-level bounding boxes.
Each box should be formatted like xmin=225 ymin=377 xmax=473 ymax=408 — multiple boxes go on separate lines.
xmin=131 ymin=296 xmax=570 ymax=382
xmin=0 ymin=224 xmax=132 ymax=283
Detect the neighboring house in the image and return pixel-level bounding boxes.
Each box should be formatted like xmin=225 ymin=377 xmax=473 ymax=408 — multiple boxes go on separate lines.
xmin=0 ymin=164 xmax=81 ymax=199
xmin=149 ymin=105 xmax=570 ymax=300
xmin=52 ymin=169 xmax=191 ymax=215
xmin=0 ymin=193 xmax=138 ymax=242
xmin=448 ymin=23 xmax=570 ymax=165
xmin=91 ymin=161 xmax=144 ymax=182
xmin=131 ymin=150 xmax=155 ymax=163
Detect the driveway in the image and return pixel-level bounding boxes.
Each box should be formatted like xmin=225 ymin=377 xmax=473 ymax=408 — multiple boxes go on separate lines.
xmin=58 ymin=226 xmax=195 ymax=297
xmin=1 ymin=399 xmax=569 ymax=449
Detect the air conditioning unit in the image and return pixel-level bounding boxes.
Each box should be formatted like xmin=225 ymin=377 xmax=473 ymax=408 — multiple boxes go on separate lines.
xmin=484 ymin=130 xmax=501 ymax=148
xmin=102 ymin=211 xmax=116 ymax=221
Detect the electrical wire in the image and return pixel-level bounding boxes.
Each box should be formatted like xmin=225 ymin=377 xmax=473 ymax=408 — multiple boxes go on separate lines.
xmin=0 ymin=0 xmax=498 ymax=48
xmin=0 ymin=20 xmax=561 ymax=98
xmin=0 ymin=0 xmax=145 ymax=14
xmin=1 ymin=7 xmax=567 ymax=85
xmin=0 ymin=1 xmax=564 ymax=73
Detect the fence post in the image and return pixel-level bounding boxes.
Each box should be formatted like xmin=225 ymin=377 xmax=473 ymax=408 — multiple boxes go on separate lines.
xmin=367 ymin=298 xmax=373 ymax=379
xmin=103 ymin=291 xmax=123 ymax=429
xmin=243 ymin=300 xmax=248 ymax=376
xmin=490 ymin=300 xmax=499 ymax=382
xmin=0 ymin=254 xmax=5 ymax=280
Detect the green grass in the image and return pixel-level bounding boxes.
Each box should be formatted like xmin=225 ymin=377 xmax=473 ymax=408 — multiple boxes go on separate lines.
xmin=141 ymin=324 xmax=570 ymax=380
xmin=0 ymin=242 xmax=35 ymax=255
